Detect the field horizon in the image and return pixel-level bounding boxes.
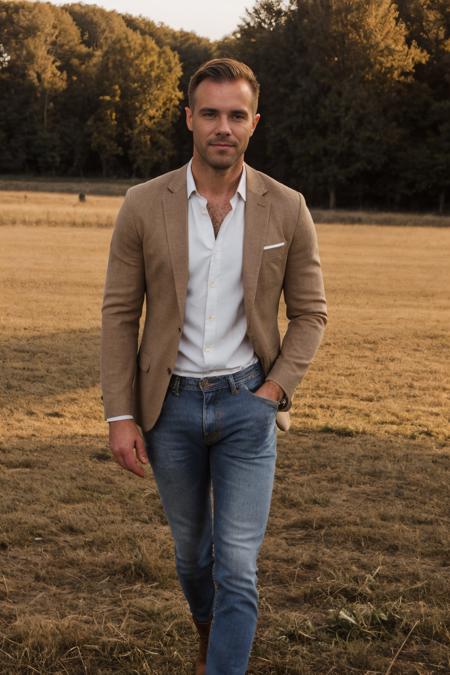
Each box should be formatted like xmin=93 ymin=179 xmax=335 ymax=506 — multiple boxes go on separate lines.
xmin=1 ymin=177 xmax=449 ymax=228
xmin=0 ymin=190 xmax=449 ymax=673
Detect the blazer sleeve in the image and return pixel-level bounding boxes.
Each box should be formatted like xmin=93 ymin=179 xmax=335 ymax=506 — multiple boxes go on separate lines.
xmin=100 ymin=192 xmax=145 ymax=420
xmin=266 ymin=192 xmax=327 ymax=408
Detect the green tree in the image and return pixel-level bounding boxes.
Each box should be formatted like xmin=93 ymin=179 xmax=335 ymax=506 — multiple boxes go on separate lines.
xmin=394 ymin=0 xmax=450 ymax=212
xmin=122 ymin=14 xmax=214 ymax=164
xmin=231 ymin=0 xmax=426 ymax=207
xmin=92 ymin=28 xmax=182 ymax=176
xmin=127 ymin=41 xmax=182 ymax=175
xmin=0 ymin=1 xmax=83 ymax=172
xmin=87 ymin=85 xmax=122 ymax=176
xmin=0 ymin=1 xmax=183 ymax=176
xmin=60 ymin=3 xmax=130 ymax=174
xmin=218 ymin=1 xmax=287 ymax=172
xmin=65 ymin=3 xmax=129 ymax=51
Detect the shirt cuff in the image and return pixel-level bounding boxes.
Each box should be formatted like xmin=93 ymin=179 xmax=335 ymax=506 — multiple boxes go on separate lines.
xmin=107 ymin=415 xmax=134 ymax=422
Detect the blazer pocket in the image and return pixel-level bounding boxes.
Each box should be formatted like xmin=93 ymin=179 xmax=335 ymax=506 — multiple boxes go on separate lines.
xmin=138 ymin=351 xmax=151 ymax=373
xmin=258 ymin=240 xmax=288 ymax=291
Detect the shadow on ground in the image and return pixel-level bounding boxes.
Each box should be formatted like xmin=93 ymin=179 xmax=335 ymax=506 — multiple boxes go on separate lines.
xmin=0 ymin=430 xmax=448 ymax=673
xmin=0 ymin=328 xmax=101 ymax=405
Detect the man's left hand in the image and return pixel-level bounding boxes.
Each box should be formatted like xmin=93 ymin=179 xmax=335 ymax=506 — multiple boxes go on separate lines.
xmin=254 ymin=380 xmax=284 ymax=404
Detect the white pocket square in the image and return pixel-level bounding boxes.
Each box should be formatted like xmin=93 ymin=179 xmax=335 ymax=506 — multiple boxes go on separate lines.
xmin=263 ymin=241 xmax=285 ymax=251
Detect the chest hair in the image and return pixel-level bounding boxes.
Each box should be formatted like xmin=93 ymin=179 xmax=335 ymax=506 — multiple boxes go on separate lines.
xmin=207 ymin=200 xmax=232 ymax=238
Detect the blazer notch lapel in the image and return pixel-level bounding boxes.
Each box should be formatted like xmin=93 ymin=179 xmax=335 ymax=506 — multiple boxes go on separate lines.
xmin=243 ymin=190 xmax=271 ymax=325
xmin=162 ymin=186 xmax=189 ymax=323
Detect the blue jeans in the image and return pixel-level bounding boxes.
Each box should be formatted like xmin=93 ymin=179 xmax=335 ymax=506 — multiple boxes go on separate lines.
xmin=143 ymin=361 xmax=278 ymax=675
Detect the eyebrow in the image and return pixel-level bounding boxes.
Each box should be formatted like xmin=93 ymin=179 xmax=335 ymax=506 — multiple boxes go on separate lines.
xmin=199 ymin=107 xmax=249 ymax=116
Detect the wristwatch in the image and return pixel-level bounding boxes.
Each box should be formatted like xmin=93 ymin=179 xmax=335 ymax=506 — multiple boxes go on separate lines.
xmin=278 ymin=395 xmax=288 ymax=410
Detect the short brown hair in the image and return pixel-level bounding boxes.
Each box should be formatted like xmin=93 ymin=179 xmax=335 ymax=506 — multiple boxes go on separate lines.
xmin=188 ymin=58 xmax=260 ymax=111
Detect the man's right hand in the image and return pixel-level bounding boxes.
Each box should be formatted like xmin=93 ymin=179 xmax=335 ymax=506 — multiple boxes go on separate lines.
xmin=108 ymin=419 xmax=148 ymax=478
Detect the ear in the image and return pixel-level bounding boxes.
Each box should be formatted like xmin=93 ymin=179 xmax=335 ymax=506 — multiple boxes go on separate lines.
xmin=250 ymin=112 xmax=261 ymax=135
xmin=185 ymin=106 xmax=193 ymax=132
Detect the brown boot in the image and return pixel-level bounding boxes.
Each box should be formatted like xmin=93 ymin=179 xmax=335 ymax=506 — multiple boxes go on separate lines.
xmin=192 ymin=615 xmax=212 ymax=675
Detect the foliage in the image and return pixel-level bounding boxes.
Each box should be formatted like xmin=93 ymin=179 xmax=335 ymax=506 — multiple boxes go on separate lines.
xmin=224 ymin=0 xmax=430 ymax=208
xmin=0 ymin=1 xmax=184 ymax=176
xmin=121 ymin=14 xmax=215 ymax=165
xmin=0 ymin=0 xmax=449 ymax=210
xmin=394 ymin=0 xmax=450 ymax=211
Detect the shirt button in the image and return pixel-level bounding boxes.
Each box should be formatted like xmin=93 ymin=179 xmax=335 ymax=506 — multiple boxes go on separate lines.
xmin=208 ymin=315 xmax=215 ymax=320
xmin=209 ymin=281 xmax=215 ymax=288
xmin=167 ymin=367 xmax=172 ymax=375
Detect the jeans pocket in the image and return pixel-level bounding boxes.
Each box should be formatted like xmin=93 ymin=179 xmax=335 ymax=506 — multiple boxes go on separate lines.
xmin=241 ymin=383 xmax=279 ymax=410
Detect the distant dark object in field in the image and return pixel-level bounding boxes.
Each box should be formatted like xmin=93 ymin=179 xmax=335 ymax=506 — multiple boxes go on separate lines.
xmin=79 ymin=192 xmax=86 ymax=202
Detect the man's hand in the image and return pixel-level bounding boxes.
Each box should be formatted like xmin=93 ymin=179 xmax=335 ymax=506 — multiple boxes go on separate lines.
xmin=108 ymin=419 xmax=148 ymax=478
xmin=254 ymin=380 xmax=284 ymax=403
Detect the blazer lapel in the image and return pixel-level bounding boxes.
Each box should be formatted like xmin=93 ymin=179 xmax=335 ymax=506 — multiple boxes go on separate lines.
xmin=162 ymin=163 xmax=270 ymax=328
xmin=163 ymin=166 xmax=189 ymax=323
xmin=243 ymin=165 xmax=270 ymax=326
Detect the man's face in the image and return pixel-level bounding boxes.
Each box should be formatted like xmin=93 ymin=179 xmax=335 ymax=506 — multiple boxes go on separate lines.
xmin=185 ymin=78 xmax=260 ymax=171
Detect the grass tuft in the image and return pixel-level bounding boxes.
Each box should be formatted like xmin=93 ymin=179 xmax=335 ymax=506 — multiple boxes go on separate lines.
xmin=0 ymin=199 xmax=449 ymax=672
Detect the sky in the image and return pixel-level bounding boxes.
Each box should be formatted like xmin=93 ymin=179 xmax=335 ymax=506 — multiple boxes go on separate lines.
xmin=51 ymin=0 xmax=253 ymax=40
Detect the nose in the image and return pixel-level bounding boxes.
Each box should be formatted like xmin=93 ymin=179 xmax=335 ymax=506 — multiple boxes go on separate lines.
xmin=215 ymin=113 xmax=232 ymax=136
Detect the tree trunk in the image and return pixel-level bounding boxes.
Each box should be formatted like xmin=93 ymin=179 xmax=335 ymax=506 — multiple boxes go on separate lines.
xmin=101 ymin=155 xmax=108 ymax=178
xmin=43 ymin=89 xmax=48 ymax=131
xmin=439 ymin=190 xmax=445 ymax=215
xmin=328 ymin=184 xmax=336 ymax=210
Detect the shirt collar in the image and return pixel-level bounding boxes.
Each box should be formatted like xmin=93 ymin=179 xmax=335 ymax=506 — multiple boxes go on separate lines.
xmin=187 ymin=159 xmax=247 ymax=202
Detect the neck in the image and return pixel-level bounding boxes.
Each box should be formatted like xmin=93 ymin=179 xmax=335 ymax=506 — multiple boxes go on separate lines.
xmin=191 ymin=155 xmax=244 ymax=198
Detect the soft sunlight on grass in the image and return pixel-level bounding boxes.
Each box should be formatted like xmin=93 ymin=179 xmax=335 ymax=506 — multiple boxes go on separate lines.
xmin=0 ymin=191 xmax=122 ymax=228
xmin=0 ymin=198 xmax=449 ymax=673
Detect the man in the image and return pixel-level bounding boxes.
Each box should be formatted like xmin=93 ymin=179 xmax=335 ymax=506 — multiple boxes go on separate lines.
xmin=101 ymin=58 xmax=327 ymax=675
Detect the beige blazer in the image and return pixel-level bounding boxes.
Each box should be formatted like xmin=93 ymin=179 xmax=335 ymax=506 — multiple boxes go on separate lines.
xmin=101 ymin=163 xmax=327 ymax=432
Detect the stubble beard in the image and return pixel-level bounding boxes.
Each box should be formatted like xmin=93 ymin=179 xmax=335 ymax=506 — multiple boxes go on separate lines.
xmin=197 ymin=142 xmax=246 ymax=172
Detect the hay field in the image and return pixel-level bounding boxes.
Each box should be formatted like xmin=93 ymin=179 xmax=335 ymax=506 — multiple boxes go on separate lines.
xmin=0 ymin=191 xmax=449 ymax=674
xmin=0 ymin=190 xmax=122 ymax=228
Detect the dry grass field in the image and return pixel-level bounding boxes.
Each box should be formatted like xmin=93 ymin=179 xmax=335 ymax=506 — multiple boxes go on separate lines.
xmin=0 ymin=189 xmax=449 ymax=674
xmin=2 ymin=183 xmax=450 ymax=227
xmin=0 ymin=191 xmax=122 ymax=229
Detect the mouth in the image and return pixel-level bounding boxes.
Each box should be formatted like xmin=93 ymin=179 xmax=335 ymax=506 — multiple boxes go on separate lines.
xmin=209 ymin=142 xmax=236 ymax=148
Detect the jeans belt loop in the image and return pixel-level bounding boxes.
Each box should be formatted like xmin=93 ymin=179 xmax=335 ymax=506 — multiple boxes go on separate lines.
xmin=172 ymin=375 xmax=181 ymax=396
xmin=227 ymin=374 xmax=238 ymax=395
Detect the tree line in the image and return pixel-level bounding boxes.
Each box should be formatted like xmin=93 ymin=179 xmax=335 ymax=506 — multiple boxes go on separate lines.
xmin=0 ymin=0 xmax=449 ymax=211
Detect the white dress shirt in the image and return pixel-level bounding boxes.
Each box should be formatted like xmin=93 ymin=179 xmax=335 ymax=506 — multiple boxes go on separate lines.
xmin=174 ymin=160 xmax=256 ymax=376
xmin=107 ymin=161 xmax=256 ymax=422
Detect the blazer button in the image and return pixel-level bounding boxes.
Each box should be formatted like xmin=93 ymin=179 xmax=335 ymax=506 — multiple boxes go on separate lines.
xmin=167 ymin=367 xmax=172 ymax=375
